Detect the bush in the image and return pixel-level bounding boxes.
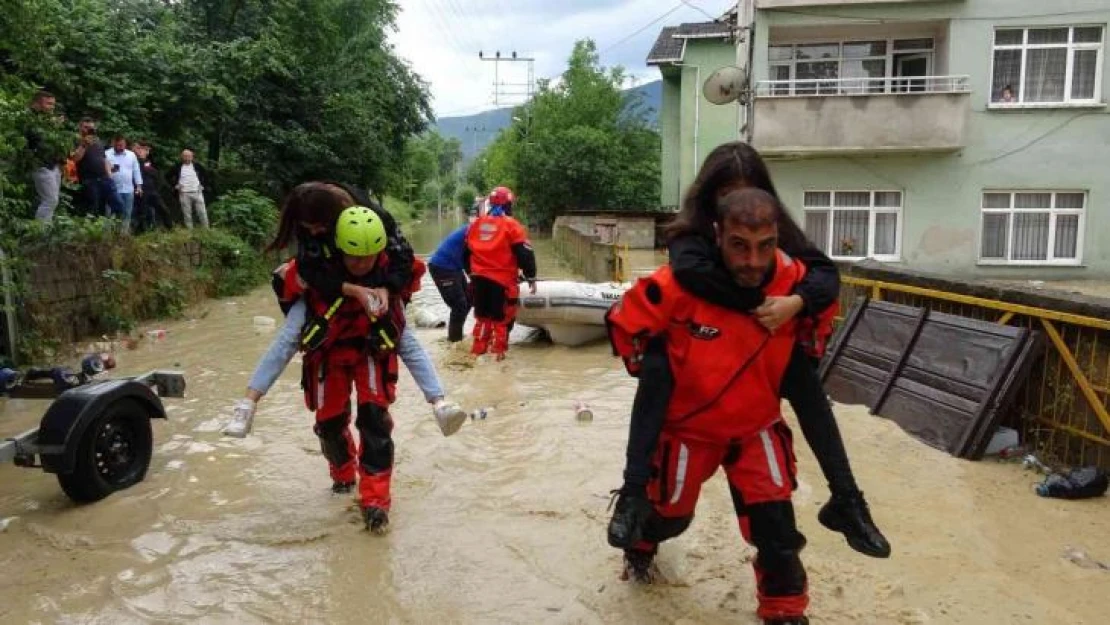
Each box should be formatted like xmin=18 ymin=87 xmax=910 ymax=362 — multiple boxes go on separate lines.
xmin=7 ymin=220 xmax=269 ymax=362
xmin=191 ymin=227 xmax=269 ymax=297
xmin=208 ymin=189 xmax=279 ymax=249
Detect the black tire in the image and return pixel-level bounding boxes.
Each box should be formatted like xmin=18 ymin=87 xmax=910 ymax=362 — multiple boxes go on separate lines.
xmin=57 ymin=398 xmax=154 ymax=504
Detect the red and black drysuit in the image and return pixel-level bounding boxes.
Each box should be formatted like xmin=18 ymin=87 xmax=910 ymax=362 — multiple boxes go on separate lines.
xmin=623 ymin=235 xmax=850 ymax=495
xmin=274 ymin=256 xmax=422 ymax=511
xmin=462 ymin=212 xmax=536 ymax=357
xmin=606 ymin=251 xmax=825 ymax=620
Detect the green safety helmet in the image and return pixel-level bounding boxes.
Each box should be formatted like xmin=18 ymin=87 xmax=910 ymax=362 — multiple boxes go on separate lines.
xmin=335 ymin=206 xmax=387 ymax=256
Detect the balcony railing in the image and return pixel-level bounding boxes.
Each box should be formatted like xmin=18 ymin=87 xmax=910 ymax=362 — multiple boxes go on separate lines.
xmin=755 ymin=75 xmax=971 ymax=98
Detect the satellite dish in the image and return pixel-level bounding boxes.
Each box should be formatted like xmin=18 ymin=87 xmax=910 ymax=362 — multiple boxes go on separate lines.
xmin=703 ymin=66 xmax=748 ymax=105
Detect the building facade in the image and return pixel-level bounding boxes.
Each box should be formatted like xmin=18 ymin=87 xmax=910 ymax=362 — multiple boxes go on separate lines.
xmin=649 ymin=0 xmax=1110 ymax=277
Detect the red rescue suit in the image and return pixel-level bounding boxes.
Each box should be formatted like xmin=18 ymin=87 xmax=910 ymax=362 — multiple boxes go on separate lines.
xmin=465 ymin=214 xmax=533 ymax=357
xmin=605 ymin=250 xmax=812 ymax=620
xmin=281 ymin=259 xmax=405 ymax=511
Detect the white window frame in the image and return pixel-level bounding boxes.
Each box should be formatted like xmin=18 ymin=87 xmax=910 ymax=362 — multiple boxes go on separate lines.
xmin=769 ymin=37 xmax=936 ymax=96
xmin=989 ymin=25 xmax=1105 ymax=107
xmin=977 ymin=190 xmax=1086 ymax=266
xmin=803 ymin=190 xmax=903 ymax=262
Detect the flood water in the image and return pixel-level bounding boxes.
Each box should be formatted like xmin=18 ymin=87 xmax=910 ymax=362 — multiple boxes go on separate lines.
xmin=1 ymin=218 xmax=1108 ymax=624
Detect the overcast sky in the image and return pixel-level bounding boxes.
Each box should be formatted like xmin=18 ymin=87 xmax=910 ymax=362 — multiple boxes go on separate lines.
xmin=389 ymin=0 xmax=736 ymax=119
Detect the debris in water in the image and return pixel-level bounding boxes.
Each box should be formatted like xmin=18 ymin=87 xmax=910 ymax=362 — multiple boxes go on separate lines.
xmin=574 ymin=400 xmax=593 ymax=422
xmin=1035 ymin=467 xmax=1109 ymax=499
xmin=1062 ymin=546 xmax=1110 ymax=570
xmin=470 ymin=408 xmax=490 ymax=421
xmin=0 ymin=516 xmax=17 ymax=532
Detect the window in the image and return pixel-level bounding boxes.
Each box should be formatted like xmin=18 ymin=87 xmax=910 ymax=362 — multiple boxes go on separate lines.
xmin=803 ymin=191 xmax=902 ymax=261
xmin=980 ymin=191 xmax=1085 ymax=264
xmin=769 ymin=38 xmax=934 ymax=95
xmin=991 ymin=26 xmax=1104 ymax=105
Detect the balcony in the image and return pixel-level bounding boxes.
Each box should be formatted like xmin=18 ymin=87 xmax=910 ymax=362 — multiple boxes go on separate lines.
xmin=752 ymin=75 xmax=972 ymax=158
xmin=756 ymin=0 xmax=960 ymax=7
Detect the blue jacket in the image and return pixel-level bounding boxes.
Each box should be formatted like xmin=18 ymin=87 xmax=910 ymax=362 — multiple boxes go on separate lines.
xmin=428 ymin=225 xmax=469 ymax=271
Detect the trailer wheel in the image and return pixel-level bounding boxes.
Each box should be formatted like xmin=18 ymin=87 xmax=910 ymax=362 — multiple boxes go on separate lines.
xmin=57 ymin=398 xmax=153 ymax=503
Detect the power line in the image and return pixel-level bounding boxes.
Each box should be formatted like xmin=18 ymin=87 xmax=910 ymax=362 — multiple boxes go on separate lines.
xmin=774 ymin=7 xmax=1110 ymax=23
xmin=601 ymin=1 xmax=687 ymax=54
xmin=681 ymin=0 xmax=718 ymax=23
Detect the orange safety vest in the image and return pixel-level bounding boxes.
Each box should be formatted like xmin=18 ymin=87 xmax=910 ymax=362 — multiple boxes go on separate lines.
xmin=606 ymin=250 xmax=807 ymax=443
xmin=465 ymin=215 xmax=530 ymax=290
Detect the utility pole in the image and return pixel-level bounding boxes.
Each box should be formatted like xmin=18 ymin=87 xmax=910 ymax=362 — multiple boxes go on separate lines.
xmin=478 ymin=50 xmax=536 ymax=106
xmin=464 ymin=125 xmax=488 ymax=156
xmin=735 ymin=0 xmax=755 ymax=142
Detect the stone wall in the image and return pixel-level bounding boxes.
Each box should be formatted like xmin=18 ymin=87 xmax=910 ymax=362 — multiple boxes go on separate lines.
xmin=18 ymin=240 xmax=202 ymax=350
xmin=552 ymin=223 xmax=622 ymax=283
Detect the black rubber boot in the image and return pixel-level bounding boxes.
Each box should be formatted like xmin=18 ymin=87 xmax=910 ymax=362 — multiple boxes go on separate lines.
xmin=363 ymin=506 xmax=389 ymax=534
xmin=764 ymin=616 xmax=809 ymax=625
xmin=331 ymin=480 xmax=355 ymax=494
xmin=607 ymin=487 xmax=655 ymax=550
xmin=621 ymin=548 xmax=657 ymax=584
xmin=818 ymin=491 xmax=891 ymax=558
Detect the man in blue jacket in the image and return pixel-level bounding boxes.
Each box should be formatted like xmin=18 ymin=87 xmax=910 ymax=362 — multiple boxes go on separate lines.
xmin=428 ymin=222 xmax=472 ymax=342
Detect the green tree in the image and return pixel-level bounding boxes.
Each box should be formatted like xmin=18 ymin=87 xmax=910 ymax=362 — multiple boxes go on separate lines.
xmin=476 ymin=39 xmax=660 ymax=228
xmin=0 ymin=0 xmax=432 ymax=207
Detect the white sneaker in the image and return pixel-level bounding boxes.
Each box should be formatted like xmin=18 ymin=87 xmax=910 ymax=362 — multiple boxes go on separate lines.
xmin=433 ymin=399 xmax=467 ymax=437
xmin=222 ymin=399 xmax=257 ymax=438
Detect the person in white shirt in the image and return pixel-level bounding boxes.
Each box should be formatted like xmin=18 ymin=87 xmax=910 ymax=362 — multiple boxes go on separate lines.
xmin=104 ymin=135 xmax=143 ymax=233
xmin=168 ymin=148 xmax=210 ymax=229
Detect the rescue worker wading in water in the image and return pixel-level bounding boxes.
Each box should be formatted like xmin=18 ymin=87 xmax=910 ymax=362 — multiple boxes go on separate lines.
xmin=280 ymin=207 xmax=405 ymax=534
xmin=463 ymin=185 xmax=537 ymax=360
xmin=605 ymin=188 xmax=819 ymax=625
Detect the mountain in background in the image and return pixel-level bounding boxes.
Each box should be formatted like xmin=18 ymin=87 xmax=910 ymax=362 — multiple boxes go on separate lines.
xmin=436 ymin=79 xmax=662 ymax=160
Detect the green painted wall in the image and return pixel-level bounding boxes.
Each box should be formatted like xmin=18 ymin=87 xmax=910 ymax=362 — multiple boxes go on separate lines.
xmin=657 ymin=39 xmax=744 ymax=207
xmin=660 ymin=71 xmax=683 ymax=207
xmin=754 ymin=0 xmax=1110 ymax=277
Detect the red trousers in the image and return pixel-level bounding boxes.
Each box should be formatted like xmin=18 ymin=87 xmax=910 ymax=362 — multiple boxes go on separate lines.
xmin=309 ymin=349 xmax=397 ymax=510
xmin=471 ymin=275 xmax=518 ymax=357
xmin=639 ymin=420 xmax=808 ymax=620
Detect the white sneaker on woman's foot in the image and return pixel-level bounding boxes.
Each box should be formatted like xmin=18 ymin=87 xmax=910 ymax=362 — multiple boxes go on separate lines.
xmin=222 ymin=399 xmax=257 ymax=438
xmin=433 ymin=399 xmax=467 ymax=437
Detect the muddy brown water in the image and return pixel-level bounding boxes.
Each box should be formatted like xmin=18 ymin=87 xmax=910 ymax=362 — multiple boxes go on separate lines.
xmin=2 ymin=219 xmax=1108 ymax=624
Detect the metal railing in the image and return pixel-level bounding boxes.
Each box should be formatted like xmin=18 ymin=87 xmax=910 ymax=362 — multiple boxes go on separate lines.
xmin=755 ymin=75 xmax=971 ymax=98
xmin=839 ymin=275 xmax=1110 ymax=470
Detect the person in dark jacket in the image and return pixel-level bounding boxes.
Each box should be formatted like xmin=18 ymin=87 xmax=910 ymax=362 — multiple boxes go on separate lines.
xmin=24 ymin=90 xmax=67 ymax=221
xmin=73 ymin=117 xmax=123 ymax=218
xmin=132 ymin=141 xmax=175 ymax=231
xmin=166 ymin=148 xmax=214 ymax=228
xmin=427 ymin=222 xmax=472 ymax=342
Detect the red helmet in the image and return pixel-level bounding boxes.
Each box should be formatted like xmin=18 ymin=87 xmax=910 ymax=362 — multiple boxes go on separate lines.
xmin=489 ymin=186 xmax=512 ymax=206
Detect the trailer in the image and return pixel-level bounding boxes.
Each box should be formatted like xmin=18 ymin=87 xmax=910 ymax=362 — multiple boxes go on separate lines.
xmin=1 ymin=370 xmax=185 ymax=503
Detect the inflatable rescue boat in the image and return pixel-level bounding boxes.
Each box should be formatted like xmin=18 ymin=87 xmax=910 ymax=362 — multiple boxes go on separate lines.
xmin=516 ymin=280 xmax=630 ymax=346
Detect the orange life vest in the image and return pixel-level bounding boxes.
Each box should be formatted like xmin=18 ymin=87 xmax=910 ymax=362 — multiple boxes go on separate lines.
xmin=606 ymin=250 xmax=807 ymax=443
xmin=465 ymin=215 xmax=530 ymax=289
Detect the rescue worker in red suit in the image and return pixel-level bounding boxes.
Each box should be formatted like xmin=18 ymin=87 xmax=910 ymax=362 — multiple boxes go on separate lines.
xmin=463 ymin=185 xmax=537 ymax=359
xmin=605 ymin=188 xmax=818 ymax=625
xmin=609 ymin=142 xmax=889 ymax=565
xmin=280 ymin=206 xmax=406 ymax=534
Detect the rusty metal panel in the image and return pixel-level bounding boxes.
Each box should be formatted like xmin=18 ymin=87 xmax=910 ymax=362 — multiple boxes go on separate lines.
xmin=821 ymin=298 xmax=1042 ymax=459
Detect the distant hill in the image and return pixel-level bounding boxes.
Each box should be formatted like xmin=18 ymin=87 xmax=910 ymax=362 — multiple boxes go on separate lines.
xmin=436 ymin=79 xmax=662 ymax=160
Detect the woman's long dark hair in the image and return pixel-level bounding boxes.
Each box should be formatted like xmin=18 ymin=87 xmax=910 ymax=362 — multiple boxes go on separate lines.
xmin=267 ymin=182 xmax=359 ymax=252
xmin=665 ymin=141 xmax=809 ymax=254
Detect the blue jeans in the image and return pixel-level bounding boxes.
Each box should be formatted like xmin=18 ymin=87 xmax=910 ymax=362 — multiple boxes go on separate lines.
xmin=116 ymin=193 xmax=134 ymax=232
xmin=81 ymin=177 xmax=124 ymax=219
xmin=398 ymin=328 xmax=444 ymax=402
xmin=248 ymin=299 xmax=445 ymax=402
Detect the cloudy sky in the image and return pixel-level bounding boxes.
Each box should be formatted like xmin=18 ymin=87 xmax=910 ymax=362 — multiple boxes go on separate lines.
xmin=390 ymin=0 xmax=736 ymax=119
